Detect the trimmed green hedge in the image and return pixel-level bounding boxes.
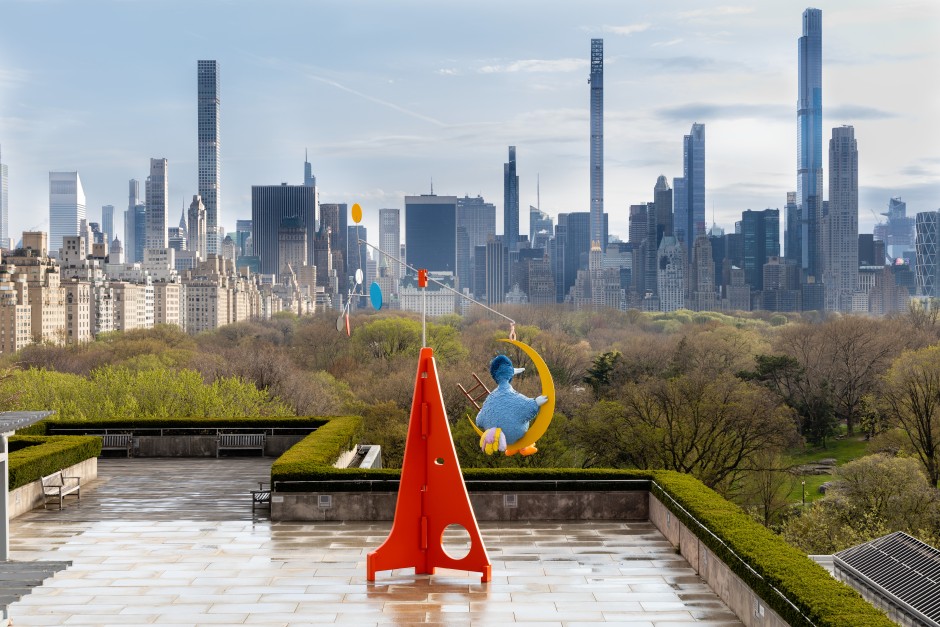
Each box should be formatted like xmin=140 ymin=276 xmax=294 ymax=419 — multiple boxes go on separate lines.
xmin=268 ymin=413 xmax=891 ymax=627
xmin=649 ymin=472 xmax=892 ymax=627
xmin=271 ymin=416 xmax=365 ymax=481
xmin=8 ymin=436 xmax=102 ymax=490
xmin=29 ymin=416 xmax=329 ymax=435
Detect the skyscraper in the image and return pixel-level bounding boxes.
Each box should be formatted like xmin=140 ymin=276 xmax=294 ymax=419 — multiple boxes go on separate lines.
xmin=145 ymin=158 xmax=168 ymax=250
xmin=405 ymin=195 xmax=457 ymax=274
xmin=741 ymin=209 xmax=780 ymax=291
xmin=503 ymin=146 xmax=519 ymax=252
xmin=457 ymin=195 xmax=496 ymax=296
xmin=915 ymin=211 xmax=940 ymax=298
xmin=0 ymin=145 xmax=8 ymax=248
xmin=798 ymin=8 xmax=823 ymax=280
xmin=197 ymin=60 xmax=221 ymax=255
xmin=319 ymin=203 xmax=346 ymax=279
xmin=589 ymin=38 xmax=604 ymax=248
xmin=653 ymin=175 xmax=673 ymax=247
xmin=49 ymin=171 xmax=86 ymax=257
xmin=251 ymin=184 xmax=318 ymax=278
xmin=674 ymin=124 xmax=705 ymax=251
xmin=125 ymin=179 xmax=139 ymax=262
xmin=101 ymin=205 xmax=114 ymax=242
xmin=188 ymin=195 xmax=207 ymax=260
xmin=304 ymin=149 xmax=316 ymax=188
xmin=825 ymin=125 xmax=859 ymax=311
xmin=379 ymin=208 xmax=401 ymax=286
xmin=784 ymin=191 xmax=801 ymax=266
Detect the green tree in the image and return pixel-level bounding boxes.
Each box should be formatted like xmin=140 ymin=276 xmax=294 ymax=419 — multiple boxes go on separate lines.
xmin=880 ymin=345 xmax=940 ymax=486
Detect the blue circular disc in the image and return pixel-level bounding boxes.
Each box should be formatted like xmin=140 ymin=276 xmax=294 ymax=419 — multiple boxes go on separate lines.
xmin=370 ymin=282 xmax=383 ymax=310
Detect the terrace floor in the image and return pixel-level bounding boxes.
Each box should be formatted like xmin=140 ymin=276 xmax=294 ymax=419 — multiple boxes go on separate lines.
xmin=6 ymin=458 xmax=743 ymax=626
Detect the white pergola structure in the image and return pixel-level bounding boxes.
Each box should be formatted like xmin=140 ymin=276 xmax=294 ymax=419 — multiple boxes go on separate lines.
xmin=1 ymin=411 xmax=53 ymax=561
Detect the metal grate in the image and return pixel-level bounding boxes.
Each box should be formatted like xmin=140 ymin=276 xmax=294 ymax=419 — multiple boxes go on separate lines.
xmin=835 ymin=531 xmax=940 ymax=625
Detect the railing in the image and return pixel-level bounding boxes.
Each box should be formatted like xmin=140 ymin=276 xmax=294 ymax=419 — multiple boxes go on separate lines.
xmin=49 ymin=427 xmax=315 ymax=437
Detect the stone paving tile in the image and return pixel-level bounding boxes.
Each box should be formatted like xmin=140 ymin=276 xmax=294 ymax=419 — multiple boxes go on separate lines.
xmin=4 ymin=458 xmax=743 ymax=625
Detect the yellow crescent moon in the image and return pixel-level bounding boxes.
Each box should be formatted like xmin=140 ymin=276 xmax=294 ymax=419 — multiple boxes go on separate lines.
xmin=466 ymin=338 xmax=556 ymax=454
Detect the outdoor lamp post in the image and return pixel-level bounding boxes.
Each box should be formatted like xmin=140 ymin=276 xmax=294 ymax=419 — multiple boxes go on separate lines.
xmin=801 ymin=479 xmax=806 ymax=506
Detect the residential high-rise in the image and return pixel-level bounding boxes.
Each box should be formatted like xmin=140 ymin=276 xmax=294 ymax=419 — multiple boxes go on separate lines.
xmin=503 ymin=146 xmax=519 ymax=252
xmin=197 ymin=60 xmax=221 ymax=255
xmin=145 ymin=158 xmax=168 ymax=250
xmin=251 ymin=184 xmax=318 ymax=278
xmin=798 ymin=8 xmax=824 ymax=280
xmin=320 ymin=204 xmax=346 ymax=280
xmin=915 ymin=211 xmax=939 ymax=298
xmin=49 ymin=171 xmax=86 ymax=258
xmin=741 ymin=209 xmax=780 ymax=292
xmin=405 ymin=195 xmax=457 ymax=275
xmin=0 ymin=145 xmax=8 ymax=247
xmin=101 ymin=205 xmax=114 ymax=242
xmin=589 ymin=38 xmax=604 ymax=248
xmin=674 ymin=124 xmax=705 ymax=250
xmin=456 ymin=195 xmax=496 ymax=295
xmin=485 ymin=236 xmax=507 ymax=306
xmin=825 ymin=125 xmax=859 ymax=311
xmin=124 ymin=179 xmax=139 ymax=262
xmin=379 ymin=208 xmax=401 ymax=286
xmin=653 ymin=175 xmax=673 ymax=247
xmin=784 ymin=191 xmax=801 ymax=266
xmin=188 ymin=195 xmax=207 ymax=260
xmin=657 ymin=236 xmax=685 ymax=312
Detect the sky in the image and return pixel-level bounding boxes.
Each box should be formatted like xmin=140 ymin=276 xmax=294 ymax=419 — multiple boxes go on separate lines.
xmin=0 ymin=0 xmax=938 ymax=248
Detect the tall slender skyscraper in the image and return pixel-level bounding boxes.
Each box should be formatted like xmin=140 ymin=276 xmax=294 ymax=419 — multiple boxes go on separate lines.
xmin=825 ymin=125 xmax=858 ymax=311
xmin=145 ymin=158 xmax=168 ymax=250
xmin=0 ymin=145 xmax=8 ymax=247
xmin=49 ymin=171 xmax=86 ymax=257
xmin=798 ymin=8 xmax=823 ymax=279
xmin=674 ymin=124 xmax=705 ymax=251
xmin=101 ymin=205 xmax=114 ymax=242
xmin=197 ymin=60 xmax=220 ymax=255
xmin=589 ymin=38 xmax=604 ymax=248
xmin=379 ymin=208 xmax=401 ymax=284
xmin=503 ymin=146 xmax=519 ymax=252
xmin=304 ymin=149 xmax=316 ymax=188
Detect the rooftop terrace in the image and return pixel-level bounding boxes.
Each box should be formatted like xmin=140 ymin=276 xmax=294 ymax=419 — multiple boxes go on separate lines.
xmin=5 ymin=458 xmax=742 ymax=626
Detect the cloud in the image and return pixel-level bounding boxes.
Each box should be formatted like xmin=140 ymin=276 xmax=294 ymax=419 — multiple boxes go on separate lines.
xmin=642 ymin=56 xmax=724 ymax=72
xmin=652 ymin=38 xmax=684 ymax=47
xmin=827 ymin=105 xmax=899 ymax=121
xmin=678 ymin=6 xmax=755 ymax=20
xmin=0 ymin=68 xmax=30 ymax=85
xmin=656 ymin=102 xmax=790 ymax=122
xmin=436 ymin=68 xmax=458 ymax=76
xmin=478 ymin=58 xmax=588 ymax=74
xmin=602 ymin=23 xmax=651 ymax=36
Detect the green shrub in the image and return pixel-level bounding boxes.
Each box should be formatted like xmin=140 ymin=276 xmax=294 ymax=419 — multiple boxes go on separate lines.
xmin=8 ymin=436 xmax=102 ymax=490
xmin=271 ymin=416 xmax=364 ymax=482
xmin=38 ymin=416 xmax=328 ymax=434
xmin=650 ymin=471 xmax=892 ymax=627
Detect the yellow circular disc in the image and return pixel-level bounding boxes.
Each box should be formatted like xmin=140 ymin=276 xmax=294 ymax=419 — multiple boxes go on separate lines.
xmin=351 ymin=203 xmax=363 ymax=224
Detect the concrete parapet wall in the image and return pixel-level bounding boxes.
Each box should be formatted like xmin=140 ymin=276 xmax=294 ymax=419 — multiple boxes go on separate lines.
xmin=272 ymin=489 xmax=649 ymax=522
xmin=8 ymin=457 xmax=97 ymax=519
xmin=648 ymin=495 xmax=789 ymax=627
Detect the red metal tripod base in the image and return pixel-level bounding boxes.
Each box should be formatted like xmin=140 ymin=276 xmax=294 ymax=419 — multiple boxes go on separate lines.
xmin=367 ymin=347 xmax=491 ymax=583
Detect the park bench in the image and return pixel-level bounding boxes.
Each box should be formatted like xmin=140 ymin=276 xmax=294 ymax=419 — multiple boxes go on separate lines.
xmin=217 ymin=433 xmax=265 ymax=457
xmin=41 ymin=471 xmax=81 ymax=510
xmin=251 ymin=482 xmax=271 ymax=510
xmin=101 ymin=433 xmax=133 ymax=457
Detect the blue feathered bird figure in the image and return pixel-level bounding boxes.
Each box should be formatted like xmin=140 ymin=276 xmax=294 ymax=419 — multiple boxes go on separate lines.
xmin=475 ymin=354 xmax=548 ymax=456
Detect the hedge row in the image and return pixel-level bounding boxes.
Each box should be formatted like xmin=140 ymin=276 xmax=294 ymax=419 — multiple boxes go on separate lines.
xmin=268 ymin=414 xmax=891 ymax=626
xmin=26 ymin=416 xmax=329 ymax=435
xmin=270 ymin=416 xmax=365 ymax=481
xmin=650 ymin=473 xmax=893 ymax=627
xmin=8 ymin=436 xmax=102 ymax=490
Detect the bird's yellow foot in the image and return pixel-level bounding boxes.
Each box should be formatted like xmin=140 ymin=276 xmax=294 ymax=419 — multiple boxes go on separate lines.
xmin=520 ymin=445 xmax=538 ymax=456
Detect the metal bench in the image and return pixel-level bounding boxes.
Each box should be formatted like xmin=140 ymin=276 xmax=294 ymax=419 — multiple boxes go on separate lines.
xmin=251 ymin=482 xmax=271 ymax=510
xmin=217 ymin=433 xmax=265 ymax=457
xmin=101 ymin=433 xmax=133 ymax=457
xmin=41 ymin=471 xmax=81 ymax=509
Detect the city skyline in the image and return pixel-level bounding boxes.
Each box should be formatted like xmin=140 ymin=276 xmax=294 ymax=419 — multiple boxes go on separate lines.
xmin=0 ymin=1 xmax=937 ymax=248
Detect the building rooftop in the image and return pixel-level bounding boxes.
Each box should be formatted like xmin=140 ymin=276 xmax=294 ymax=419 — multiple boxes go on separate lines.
xmin=7 ymin=458 xmax=743 ymax=626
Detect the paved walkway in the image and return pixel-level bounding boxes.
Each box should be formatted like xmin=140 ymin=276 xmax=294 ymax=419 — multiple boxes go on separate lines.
xmin=6 ymin=458 xmax=743 ymax=626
